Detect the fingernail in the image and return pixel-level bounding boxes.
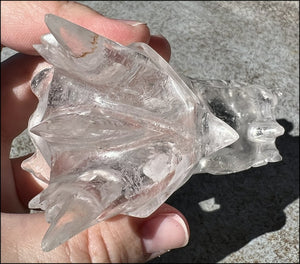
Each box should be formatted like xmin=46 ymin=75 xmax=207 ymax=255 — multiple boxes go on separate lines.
xmin=117 ymin=19 xmax=147 ymax=27
xmin=141 ymin=213 xmax=189 ymax=256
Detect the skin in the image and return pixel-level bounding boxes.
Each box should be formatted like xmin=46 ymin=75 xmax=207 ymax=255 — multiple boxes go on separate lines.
xmin=1 ymin=1 xmax=189 ymax=263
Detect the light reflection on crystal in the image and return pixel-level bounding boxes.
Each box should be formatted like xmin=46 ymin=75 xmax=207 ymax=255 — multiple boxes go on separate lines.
xmin=185 ymin=78 xmax=285 ymax=174
xmin=21 ymin=14 xmax=284 ymax=251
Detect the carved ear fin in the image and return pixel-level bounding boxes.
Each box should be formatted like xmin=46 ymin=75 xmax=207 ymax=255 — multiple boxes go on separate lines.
xmin=44 ymin=14 xmax=99 ymax=57
xmin=205 ymin=113 xmax=239 ymax=156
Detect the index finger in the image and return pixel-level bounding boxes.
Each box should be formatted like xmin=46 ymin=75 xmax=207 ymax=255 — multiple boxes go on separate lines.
xmin=1 ymin=1 xmax=150 ymax=55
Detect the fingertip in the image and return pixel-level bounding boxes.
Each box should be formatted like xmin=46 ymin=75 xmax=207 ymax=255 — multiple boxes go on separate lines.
xmin=57 ymin=1 xmax=151 ymax=45
xmin=1 ymin=1 xmax=151 ymax=54
xmin=75 ymin=16 xmax=151 ymax=45
xmin=139 ymin=204 xmax=190 ymax=260
xmin=141 ymin=213 xmax=189 ymax=256
xmin=49 ymin=1 xmax=151 ymax=45
xmin=148 ymin=34 xmax=172 ymax=62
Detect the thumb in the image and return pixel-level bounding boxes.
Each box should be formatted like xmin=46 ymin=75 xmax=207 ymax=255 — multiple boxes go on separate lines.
xmin=1 ymin=204 xmax=189 ymax=263
xmin=1 ymin=1 xmax=150 ymax=55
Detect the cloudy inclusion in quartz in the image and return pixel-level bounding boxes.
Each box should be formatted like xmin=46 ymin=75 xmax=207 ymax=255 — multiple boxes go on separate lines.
xmin=21 ymin=14 xmax=284 ymax=251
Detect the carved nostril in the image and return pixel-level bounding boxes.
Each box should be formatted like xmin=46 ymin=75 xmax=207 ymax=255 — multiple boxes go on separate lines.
xmin=247 ymin=121 xmax=285 ymax=143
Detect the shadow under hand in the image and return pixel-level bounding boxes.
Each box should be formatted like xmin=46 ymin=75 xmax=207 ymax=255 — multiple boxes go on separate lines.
xmin=150 ymin=119 xmax=299 ymax=263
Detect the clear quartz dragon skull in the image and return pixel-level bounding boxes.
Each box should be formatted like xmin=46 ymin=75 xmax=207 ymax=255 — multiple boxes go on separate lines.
xmin=21 ymin=14 xmax=284 ymax=251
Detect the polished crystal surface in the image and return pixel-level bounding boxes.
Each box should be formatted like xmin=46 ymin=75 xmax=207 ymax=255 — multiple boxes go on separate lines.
xmin=21 ymin=14 xmax=284 ymax=251
xmin=186 ymin=78 xmax=285 ymax=174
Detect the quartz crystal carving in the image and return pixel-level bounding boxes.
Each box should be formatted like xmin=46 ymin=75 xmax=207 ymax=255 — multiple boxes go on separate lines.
xmin=186 ymin=78 xmax=285 ymax=174
xmin=21 ymin=14 xmax=284 ymax=251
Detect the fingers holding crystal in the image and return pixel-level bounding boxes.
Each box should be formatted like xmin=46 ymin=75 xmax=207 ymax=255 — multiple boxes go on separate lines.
xmin=0 ymin=0 xmax=171 ymax=143
xmin=1 ymin=0 xmax=171 ymax=61
xmin=1 ymin=203 xmax=189 ymax=263
xmin=1 ymin=1 xmax=151 ymax=55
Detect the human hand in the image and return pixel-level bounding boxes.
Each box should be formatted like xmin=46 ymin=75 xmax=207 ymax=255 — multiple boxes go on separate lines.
xmin=1 ymin=1 xmax=189 ymax=262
